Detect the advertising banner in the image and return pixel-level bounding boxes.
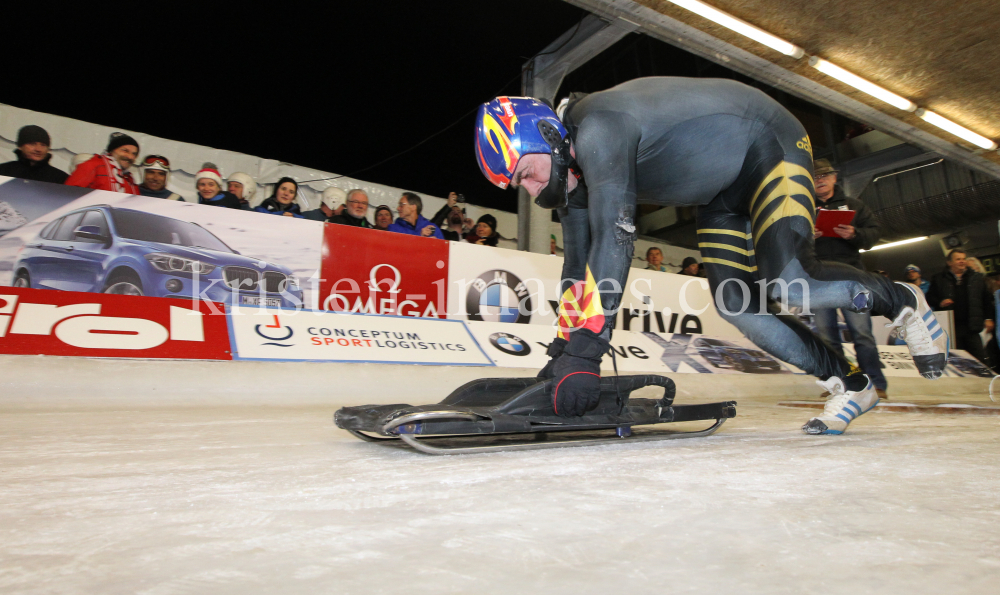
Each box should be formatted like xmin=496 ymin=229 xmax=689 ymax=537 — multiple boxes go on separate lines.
xmin=318 ymin=224 xmax=448 ymax=318
xmin=467 ymin=319 xmax=985 ymax=379
xmin=0 ymin=176 xmax=323 ymax=309
xmin=446 ymin=241 xmax=741 ymax=337
xmin=228 ymin=306 xmax=492 ymax=365
xmin=464 ymin=321 xmax=672 ymax=373
xmin=0 ymin=286 xmax=231 ymax=359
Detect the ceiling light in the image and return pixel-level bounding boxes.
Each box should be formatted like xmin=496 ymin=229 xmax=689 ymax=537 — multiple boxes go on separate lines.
xmin=915 ymin=109 xmax=998 ymax=151
xmin=859 ymin=237 xmax=928 ymax=253
xmin=808 ymin=57 xmax=917 ymax=112
xmin=665 ymin=0 xmax=805 ymax=58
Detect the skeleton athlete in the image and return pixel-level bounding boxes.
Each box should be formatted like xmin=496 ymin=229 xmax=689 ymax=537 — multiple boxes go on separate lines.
xmin=475 ymin=77 xmax=949 ymax=435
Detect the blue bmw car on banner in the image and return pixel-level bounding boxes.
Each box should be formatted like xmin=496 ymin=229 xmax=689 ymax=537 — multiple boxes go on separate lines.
xmin=12 ymin=205 xmax=303 ymax=308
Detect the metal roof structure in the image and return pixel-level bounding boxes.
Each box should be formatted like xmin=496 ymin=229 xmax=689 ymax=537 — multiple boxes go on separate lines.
xmin=559 ymin=0 xmax=999 ymax=177
xmin=514 ymin=0 xmax=999 ymax=253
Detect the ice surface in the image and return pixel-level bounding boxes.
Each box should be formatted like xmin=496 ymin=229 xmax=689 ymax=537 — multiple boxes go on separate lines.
xmin=1 ymin=356 xmax=998 ymax=594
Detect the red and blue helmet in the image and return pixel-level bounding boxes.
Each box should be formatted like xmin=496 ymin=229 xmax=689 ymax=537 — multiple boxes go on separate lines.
xmin=475 ymin=96 xmax=567 ymax=189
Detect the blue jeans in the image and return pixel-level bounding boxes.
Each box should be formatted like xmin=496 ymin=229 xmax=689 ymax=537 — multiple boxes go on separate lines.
xmin=813 ymin=307 xmax=888 ymax=390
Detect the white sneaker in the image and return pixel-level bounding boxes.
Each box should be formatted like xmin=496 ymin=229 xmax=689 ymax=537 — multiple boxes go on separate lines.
xmin=802 ymin=375 xmax=880 ymax=435
xmin=886 ymin=282 xmax=949 ymax=379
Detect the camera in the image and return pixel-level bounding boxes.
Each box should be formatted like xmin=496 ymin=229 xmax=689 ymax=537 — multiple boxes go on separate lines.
xmin=455 ymin=193 xmax=466 ymax=203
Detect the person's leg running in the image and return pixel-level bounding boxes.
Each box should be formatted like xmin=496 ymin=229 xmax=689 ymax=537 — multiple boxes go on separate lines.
xmin=696 ymin=205 xmax=855 ymax=381
xmin=743 ymin=118 xmax=945 ymax=379
xmin=841 ymin=309 xmax=888 ymax=391
xmin=697 ymin=118 xmax=886 ymax=434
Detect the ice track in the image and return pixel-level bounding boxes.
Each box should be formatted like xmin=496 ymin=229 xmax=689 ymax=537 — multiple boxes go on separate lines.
xmin=1 ymin=356 xmax=998 ymax=594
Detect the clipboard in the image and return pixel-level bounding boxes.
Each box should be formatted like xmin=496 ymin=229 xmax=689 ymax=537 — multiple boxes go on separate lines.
xmin=816 ymin=208 xmax=855 ymax=237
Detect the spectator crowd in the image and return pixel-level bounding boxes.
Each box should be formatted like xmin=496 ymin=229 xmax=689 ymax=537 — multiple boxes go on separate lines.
xmin=0 ymin=125 xmax=502 ymax=247
xmin=4 ymin=125 xmax=999 ymax=369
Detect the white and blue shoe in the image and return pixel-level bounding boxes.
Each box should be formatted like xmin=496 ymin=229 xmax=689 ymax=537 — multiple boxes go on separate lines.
xmin=802 ymin=375 xmax=880 ymax=435
xmin=887 ymin=282 xmax=950 ymax=379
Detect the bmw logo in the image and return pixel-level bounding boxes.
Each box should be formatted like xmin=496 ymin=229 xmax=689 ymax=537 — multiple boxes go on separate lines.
xmin=466 ymin=270 xmax=532 ymax=324
xmin=489 ymin=332 xmax=531 ymax=356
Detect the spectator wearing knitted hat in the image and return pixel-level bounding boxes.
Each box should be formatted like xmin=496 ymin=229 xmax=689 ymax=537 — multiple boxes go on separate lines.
xmin=465 ymin=213 xmax=499 ymax=247
xmin=255 ymin=177 xmax=304 ymax=218
xmin=373 ymin=205 xmax=394 ymax=230
xmin=678 ymin=256 xmax=699 ymax=276
xmin=0 ymin=125 xmax=68 ymax=184
xmin=65 ymin=132 xmax=141 ymax=193
xmin=138 ymin=155 xmax=182 ymax=201
xmin=195 ymin=163 xmax=242 ymax=209
xmin=227 ymin=172 xmax=257 ymax=210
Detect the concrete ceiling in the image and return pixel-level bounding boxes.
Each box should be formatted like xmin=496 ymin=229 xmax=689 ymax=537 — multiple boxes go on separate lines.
xmin=563 ymin=0 xmax=1000 ymax=175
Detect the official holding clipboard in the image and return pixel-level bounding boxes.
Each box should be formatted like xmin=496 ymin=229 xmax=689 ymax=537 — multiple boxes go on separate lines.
xmin=811 ymin=159 xmax=889 ymax=399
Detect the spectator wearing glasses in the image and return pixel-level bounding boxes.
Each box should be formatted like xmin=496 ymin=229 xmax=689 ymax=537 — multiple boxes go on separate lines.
xmin=645 ymin=247 xmax=668 ymax=272
xmin=194 ymin=163 xmax=242 ymax=209
xmin=66 ymin=132 xmax=141 ymax=193
xmin=373 ymin=205 xmax=394 ymax=231
xmin=255 ymin=177 xmax=304 ymax=217
xmin=0 ymin=125 xmax=69 ymax=184
xmin=138 ymin=155 xmax=182 ymax=201
xmin=465 ymin=213 xmax=499 ymax=246
xmin=227 ymin=172 xmax=257 ymax=210
xmin=387 ymin=192 xmax=443 ymax=239
xmin=329 ymin=189 xmax=372 ymax=227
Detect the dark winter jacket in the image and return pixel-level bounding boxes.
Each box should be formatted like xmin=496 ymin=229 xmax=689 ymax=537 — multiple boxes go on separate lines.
xmin=926 ymin=268 xmax=995 ymax=333
xmin=329 ymin=212 xmax=372 ymax=228
xmin=0 ymin=149 xmax=68 ymax=184
xmin=254 ymin=197 xmax=303 ymax=217
xmin=431 ymin=204 xmax=467 ymax=241
xmin=813 ymin=186 xmax=879 ymax=269
xmin=430 ymin=203 xmax=453 ymax=228
xmin=139 ymin=186 xmax=183 ymax=200
xmin=201 ymin=191 xmax=244 ymax=210
xmin=387 ymin=214 xmax=444 ymax=239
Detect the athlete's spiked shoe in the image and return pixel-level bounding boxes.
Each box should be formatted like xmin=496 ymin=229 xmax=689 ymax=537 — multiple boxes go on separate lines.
xmin=886 ymin=282 xmax=949 ymax=379
xmin=802 ymin=375 xmax=879 ymax=435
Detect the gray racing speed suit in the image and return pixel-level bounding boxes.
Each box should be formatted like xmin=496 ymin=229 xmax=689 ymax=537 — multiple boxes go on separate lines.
xmin=552 ymin=77 xmax=912 ymax=382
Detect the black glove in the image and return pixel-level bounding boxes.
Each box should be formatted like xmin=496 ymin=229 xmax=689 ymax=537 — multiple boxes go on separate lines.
xmin=550 ymin=329 xmax=608 ymax=417
xmin=537 ymin=337 xmax=568 ymax=379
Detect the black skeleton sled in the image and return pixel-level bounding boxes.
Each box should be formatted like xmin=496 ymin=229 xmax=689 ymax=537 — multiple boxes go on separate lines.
xmin=334 ymin=375 xmax=736 ymax=455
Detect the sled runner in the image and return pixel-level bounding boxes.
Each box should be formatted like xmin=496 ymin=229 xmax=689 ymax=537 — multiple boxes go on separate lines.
xmin=334 ymin=375 xmax=736 ymax=455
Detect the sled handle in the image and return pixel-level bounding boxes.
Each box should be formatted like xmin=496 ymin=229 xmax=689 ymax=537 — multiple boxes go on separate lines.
xmin=610 ymin=374 xmax=676 ymax=405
